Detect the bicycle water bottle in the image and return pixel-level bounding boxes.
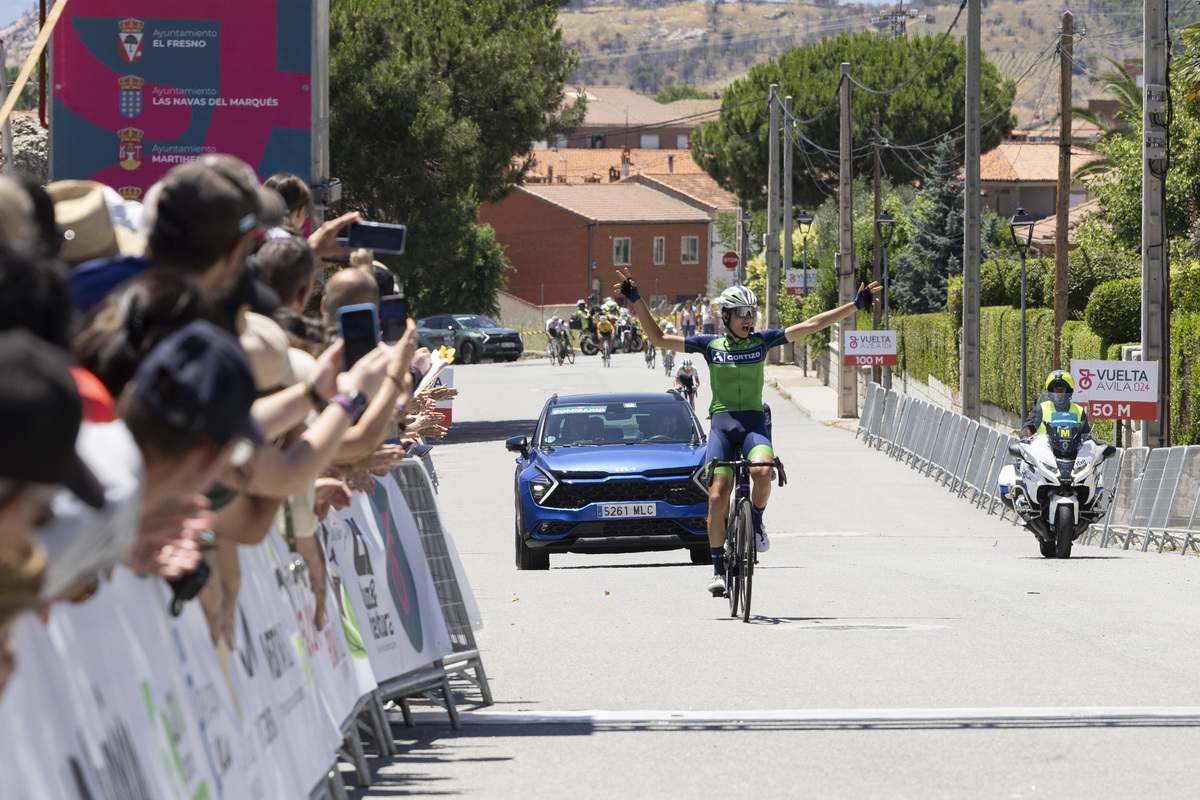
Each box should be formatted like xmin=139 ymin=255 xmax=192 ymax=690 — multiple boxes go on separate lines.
xmin=762 ymin=402 xmax=772 ymax=440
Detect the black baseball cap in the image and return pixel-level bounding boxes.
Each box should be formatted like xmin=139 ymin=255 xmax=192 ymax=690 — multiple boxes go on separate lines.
xmin=150 ymin=155 xmax=286 ymax=256
xmin=132 ymin=319 xmax=264 ymax=446
xmin=0 ymin=330 xmax=105 ymax=508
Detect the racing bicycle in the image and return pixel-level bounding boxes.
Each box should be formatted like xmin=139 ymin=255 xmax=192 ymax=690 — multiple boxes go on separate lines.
xmin=560 ymin=337 xmax=576 ymax=365
xmin=645 ymin=341 xmax=656 ymax=369
xmin=708 ymin=451 xmax=786 ymax=622
xmin=662 ymin=348 xmax=674 ymax=375
xmin=546 ymin=337 xmax=562 ymax=365
xmin=601 ymin=336 xmax=611 ymax=367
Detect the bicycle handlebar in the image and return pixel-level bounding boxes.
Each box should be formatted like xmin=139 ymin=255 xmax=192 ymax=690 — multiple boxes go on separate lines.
xmin=706 ymin=457 xmax=787 ymax=489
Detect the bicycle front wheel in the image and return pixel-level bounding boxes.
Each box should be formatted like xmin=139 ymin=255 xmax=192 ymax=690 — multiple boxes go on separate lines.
xmin=725 ymin=504 xmax=743 ymax=618
xmin=738 ymin=501 xmax=754 ymax=622
xmin=565 ymin=345 xmax=575 ymax=365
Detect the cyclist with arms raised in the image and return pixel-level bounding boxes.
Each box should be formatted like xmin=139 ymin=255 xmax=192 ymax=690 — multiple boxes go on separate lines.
xmin=616 ymin=269 xmax=880 ymax=597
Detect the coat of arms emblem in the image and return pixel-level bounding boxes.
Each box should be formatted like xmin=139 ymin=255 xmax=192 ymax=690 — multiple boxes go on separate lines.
xmin=119 ymin=18 xmax=144 ymax=63
xmin=118 ymin=127 xmax=143 ymax=170
xmin=118 ymin=76 xmax=144 ymax=119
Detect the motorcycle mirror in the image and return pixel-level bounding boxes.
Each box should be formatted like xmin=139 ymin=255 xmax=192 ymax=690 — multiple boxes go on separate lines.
xmin=1102 ymin=444 xmax=1117 ymax=460
xmin=1007 ymin=441 xmax=1024 ymax=457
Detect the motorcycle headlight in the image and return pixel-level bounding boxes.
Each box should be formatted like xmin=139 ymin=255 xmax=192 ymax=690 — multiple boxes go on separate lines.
xmin=528 ymin=466 xmax=558 ymax=505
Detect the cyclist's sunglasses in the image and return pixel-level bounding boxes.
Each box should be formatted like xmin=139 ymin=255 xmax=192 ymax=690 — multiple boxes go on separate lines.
xmin=729 ymin=305 xmax=755 ymax=318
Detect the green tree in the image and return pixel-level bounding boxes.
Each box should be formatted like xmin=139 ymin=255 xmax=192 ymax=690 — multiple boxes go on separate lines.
xmin=3 ymin=66 xmax=37 ymax=111
xmin=654 ymin=85 xmax=713 ymax=103
xmin=329 ymin=0 xmax=582 ymax=316
xmin=690 ymin=30 xmax=1015 ymax=209
xmin=893 ymin=136 xmax=961 ymax=313
xmin=1076 ymin=77 xmax=1200 ymax=257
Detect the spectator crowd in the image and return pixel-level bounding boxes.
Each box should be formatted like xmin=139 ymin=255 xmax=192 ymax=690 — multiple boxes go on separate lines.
xmin=0 ymin=156 xmax=457 ymax=694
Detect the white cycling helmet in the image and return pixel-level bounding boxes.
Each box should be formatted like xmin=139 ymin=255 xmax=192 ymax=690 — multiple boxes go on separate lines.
xmin=681 ymin=357 xmax=693 ymax=370
xmin=717 ymin=285 xmax=758 ymax=309
xmin=577 ymin=299 xmax=586 ymax=309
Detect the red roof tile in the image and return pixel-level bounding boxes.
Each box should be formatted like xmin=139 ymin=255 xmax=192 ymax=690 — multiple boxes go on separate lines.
xmin=519 ymin=184 xmax=714 ymax=224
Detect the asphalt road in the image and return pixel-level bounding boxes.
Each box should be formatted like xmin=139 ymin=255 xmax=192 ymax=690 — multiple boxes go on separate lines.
xmin=354 ymin=349 xmax=1200 ymax=799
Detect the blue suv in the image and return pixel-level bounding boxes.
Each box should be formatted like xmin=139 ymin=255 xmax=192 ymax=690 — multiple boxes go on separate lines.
xmin=506 ymin=391 xmax=710 ymax=570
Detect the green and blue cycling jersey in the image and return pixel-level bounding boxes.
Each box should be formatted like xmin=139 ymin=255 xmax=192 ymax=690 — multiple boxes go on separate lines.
xmin=685 ymin=329 xmax=789 ymax=474
xmin=684 ymin=329 xmax=790 ymax=415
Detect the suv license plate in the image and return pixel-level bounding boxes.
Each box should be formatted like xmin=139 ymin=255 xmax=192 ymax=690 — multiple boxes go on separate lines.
xmin=499 ymin=342 xmax=516 ymax=348
xmin=598 ymin=503 xmax=657 ymax=518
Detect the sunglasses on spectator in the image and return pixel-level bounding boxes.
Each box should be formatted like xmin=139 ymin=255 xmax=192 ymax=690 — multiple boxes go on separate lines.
xmin=730 ymin=306 xmax=755 ymax=318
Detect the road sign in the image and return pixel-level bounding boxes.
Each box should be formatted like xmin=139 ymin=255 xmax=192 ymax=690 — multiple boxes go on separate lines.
xmin=843 ymin=330 xmax=897 ymax=366
xmin=721 ymin=251 xmax=740 ymax=270
xmin=1070 ymin=359 xmax=1158 ymax=420
xmin=786 ymin=269 xmax=818 ymax=296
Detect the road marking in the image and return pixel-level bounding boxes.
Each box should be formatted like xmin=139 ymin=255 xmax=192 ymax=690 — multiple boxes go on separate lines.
xmin=408 ymin=706 xmax=1200 ymax=729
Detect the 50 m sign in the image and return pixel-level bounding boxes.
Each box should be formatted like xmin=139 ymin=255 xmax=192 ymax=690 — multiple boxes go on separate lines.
xmin=1070 ymin=359 xmax=1159 ymax=420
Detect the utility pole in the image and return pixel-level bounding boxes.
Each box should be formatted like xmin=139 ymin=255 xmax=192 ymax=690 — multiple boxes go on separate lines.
xmin=961 ymin=0 xmax=982 ymax=421
xmin=737 ymin=206 xmax=749 ymax=286
xmin=838 ymin=63 xmax=856 ymax=417
xmin=766 ymin=84 xmax=781 ymax=365
xmin=1054 ymin=12 xmax=1073 ymax=369
xmin=782 ymin=95 xmax=795 ymax=364
xmin=872 ymin=113 xmax=883 ymax=385
xmin=0 ymin=40 xmax=12 ymax=175
xmin=1143 ymin=0 xmax=1170 ymax=447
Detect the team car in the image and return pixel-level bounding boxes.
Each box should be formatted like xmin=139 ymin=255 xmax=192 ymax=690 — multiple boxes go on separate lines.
xmin=505 ymin=391 xmax=710 ymax=570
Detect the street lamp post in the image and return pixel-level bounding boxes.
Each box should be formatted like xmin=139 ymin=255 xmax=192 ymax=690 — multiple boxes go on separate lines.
xmin=795 ymin=212 xmax=814 ymax=375
xmin=875 ymin=211 xmax=895 ymax=389
xmin=1010 ymin=207 xmax=1036 ymax=421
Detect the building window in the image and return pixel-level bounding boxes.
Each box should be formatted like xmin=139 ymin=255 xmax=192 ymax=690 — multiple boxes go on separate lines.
xmin=681 ymin=236 xmax=699 ymax=264
xmin=614 ymin=237 xmax=631 ymax=266
xmin=677 ymin=134 xmax=689 ymax=149
xmin=653 ymin=236 xmax=665 ymax=265
xmin=640 ymin=133 xmax=660 ymax=149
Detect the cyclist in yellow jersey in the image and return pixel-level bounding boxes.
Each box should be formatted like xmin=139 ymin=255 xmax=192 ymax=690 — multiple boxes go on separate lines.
xmin=616 ymin=268 xmax=880 ymax=597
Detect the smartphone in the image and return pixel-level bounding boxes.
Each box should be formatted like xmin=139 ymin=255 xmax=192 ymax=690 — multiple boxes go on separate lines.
xmin=337 ymin=303 xmax=380 ymax=369
xmin=348 ymin=221 xmax=407 ymax=254
xmin=379 ymin=294 xmax=409 ymax=344
xmin=406 ymin=443 xmax=433 ymax=458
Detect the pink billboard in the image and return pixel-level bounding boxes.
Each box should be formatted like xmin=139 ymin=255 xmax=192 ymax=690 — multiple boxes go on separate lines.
xmin=52 ymin=0 xmax=314 ymax=200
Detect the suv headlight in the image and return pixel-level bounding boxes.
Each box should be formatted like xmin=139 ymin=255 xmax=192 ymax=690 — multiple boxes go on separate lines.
xmin=690 ymin=463 xmax=709 ymax=496
xmin=479 ymin=332 xmax=491 ymax=344
xmin=529 ymin=465 xmax=558 ymax=505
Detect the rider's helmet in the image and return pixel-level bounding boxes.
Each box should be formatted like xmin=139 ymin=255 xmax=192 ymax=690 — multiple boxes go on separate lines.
xmin=577 ymin=299 xmax=586 ymax=310
xmin=681 ymin=357 xmax=693 ymax=372
xmin=717 ymin=285 xmax=758 ymax=315
xmin=663 ymin=322 xmax=677 ymax=334
xmin=1044 ymin=370 xmax=1075 ymax=411
xmin=619 ymin=307 xmax=630 ymax=318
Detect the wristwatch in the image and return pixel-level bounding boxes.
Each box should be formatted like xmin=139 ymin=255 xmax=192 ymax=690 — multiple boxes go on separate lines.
xmin=330 ymin=389 xmax=369 ymax=422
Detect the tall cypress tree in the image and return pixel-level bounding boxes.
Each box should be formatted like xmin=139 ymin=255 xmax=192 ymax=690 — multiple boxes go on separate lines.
xmin=892 ymin=135 xmax=963 ymax=314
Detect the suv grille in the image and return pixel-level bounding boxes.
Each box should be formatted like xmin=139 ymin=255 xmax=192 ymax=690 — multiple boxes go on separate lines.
xmin=544 ymin=477 xmax=706 ymax=508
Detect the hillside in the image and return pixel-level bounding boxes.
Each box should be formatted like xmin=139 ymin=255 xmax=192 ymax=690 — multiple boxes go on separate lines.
xmin=561 ymin=0 xmax=1177 ymax=125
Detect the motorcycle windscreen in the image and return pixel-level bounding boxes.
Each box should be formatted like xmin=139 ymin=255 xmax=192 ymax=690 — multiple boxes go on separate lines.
xmin=1047 ymin=412 xmax=1082 ymax=458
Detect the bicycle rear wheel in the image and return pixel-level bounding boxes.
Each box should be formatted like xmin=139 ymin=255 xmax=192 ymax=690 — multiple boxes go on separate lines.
xmin=737 ymin=501 xmax=754 ymax=622
xmin=565 ymin=344 xmax=575 ymax=364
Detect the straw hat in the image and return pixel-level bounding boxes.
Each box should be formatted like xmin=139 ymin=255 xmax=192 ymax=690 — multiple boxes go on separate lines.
xmin=239 ymin=311 xmax=294 ymax=392
xmin=45 ymin=180 xmax=146 ymax=267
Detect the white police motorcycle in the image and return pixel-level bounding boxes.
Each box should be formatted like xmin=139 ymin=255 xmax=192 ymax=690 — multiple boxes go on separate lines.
xmin=998 ymin=412 xmax=1116 ymax=558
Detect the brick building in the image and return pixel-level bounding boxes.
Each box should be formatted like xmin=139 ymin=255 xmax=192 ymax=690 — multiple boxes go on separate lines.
xmin=479 ymin=184 xmax=712 ymax=308
xmin=546 ymin=87 xmax=720 ymax=151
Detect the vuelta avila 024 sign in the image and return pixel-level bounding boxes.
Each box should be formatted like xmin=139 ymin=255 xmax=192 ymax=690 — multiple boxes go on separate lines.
xmin=1070 ymin=359 xmax=1159 ymax=420
xmin=843 ymin=330 xmax=897 ymax=367
xmin=51 ymin=0 xmax=315 ymax=196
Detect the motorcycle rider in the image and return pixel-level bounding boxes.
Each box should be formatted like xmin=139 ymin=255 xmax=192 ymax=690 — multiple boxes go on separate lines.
xmin=568 ymin=300 xmax=586 ymax=340
xmin=616 ymin=269 xmax=880 ymax=597
xmin=1021 ymin=370 xmax=1091 ymax=440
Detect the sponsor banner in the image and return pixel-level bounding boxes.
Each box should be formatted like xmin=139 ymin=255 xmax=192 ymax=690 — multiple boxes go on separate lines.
xmin=1070 ymin=359 xmax=1160 ymax=420
xmin=52 ymin=1 xmax=314 ymax=193
xmin=843 ymin=329 xmax=898 ymax=366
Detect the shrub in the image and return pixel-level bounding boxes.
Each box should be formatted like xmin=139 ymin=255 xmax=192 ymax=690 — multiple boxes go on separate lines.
xmin=1040 ymin=249 xmax=1140 ymax=320
xmin=896 ymin=312 xmax=959 ymax=390
xmin=1172 ymin=259 xmax=1200 ymax=315
xmin=947 ymin=275 xmax=963 ymax=322
xmin=979 ymin=257 xmax=1051 ymax=309
xmin=1085 ymin=278 xmax=1140 ymax=347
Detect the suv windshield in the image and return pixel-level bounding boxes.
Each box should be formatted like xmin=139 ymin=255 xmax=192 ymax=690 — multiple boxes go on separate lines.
xmin=540 ymin=401 xmax=696 ymax=447
xmin=454 ymin=315 xmax=499 ymax=329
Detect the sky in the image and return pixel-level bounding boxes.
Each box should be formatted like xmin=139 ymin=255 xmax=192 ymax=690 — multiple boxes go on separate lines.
xmin=0 ymin=0 xmax=34 ymax=31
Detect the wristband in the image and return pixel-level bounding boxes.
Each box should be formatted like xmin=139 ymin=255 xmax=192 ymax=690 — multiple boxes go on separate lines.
xmin=305 ymin=380 xmax=327 ymax=410
xmin=329 ymin=390 xmax=368 ymax=423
